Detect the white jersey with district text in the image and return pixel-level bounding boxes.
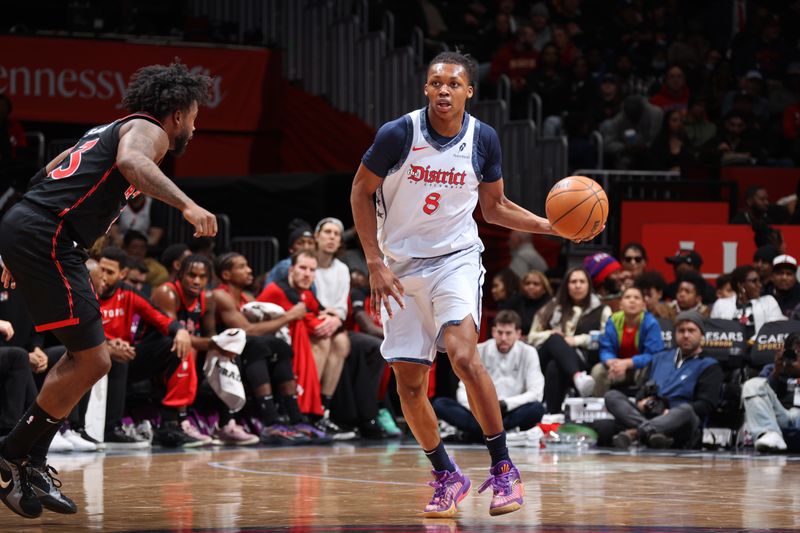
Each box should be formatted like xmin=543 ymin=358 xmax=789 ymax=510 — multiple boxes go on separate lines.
xmin=376 ymin=108 xmax=483 ymax=261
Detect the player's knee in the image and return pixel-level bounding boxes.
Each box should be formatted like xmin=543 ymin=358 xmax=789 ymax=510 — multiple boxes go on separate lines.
xmin=397 ymin=381 xmax=427 ymax=402
xmin=449 ymin=350 xmax=481 ymax=380
xmin=85 ymin=346 xmax=112 ymax=381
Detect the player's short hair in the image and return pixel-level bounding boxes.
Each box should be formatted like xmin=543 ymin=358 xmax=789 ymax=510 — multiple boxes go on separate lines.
xmin=215 ymin=252 xmax=243 ymax=279
xmin=123 ymin=229 xmax=147 ymax=248
xmin=634 ymin=271 xmax=666 ymax=293
xmin=291 ymin=249 xmax=318 ymax=266
xmin=127 ymin=256 xmax=148 ymax=274
xmin=178 ymin=254 xmax=212 ymax=280
xmin=100 ymin=246 xmax=128 ymax=270
xmin=161 ymin=243 xmax=189 ymax=271
xmin=494 ymin=310 xmax=522 ymax=330
xmin=123 ymin=61 xmax=212 ymax=121
xmin=678 ymin=271 xmax=705 ymax=296
xmin=428 ymin=51 xmax=478 ymax=87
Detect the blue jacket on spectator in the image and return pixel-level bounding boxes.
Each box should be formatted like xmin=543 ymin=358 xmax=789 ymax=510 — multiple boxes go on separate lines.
xmin=648 ymin=348 xmax=721 ymax=420
xmin=599 ymin=310 xmax=664 ymax=369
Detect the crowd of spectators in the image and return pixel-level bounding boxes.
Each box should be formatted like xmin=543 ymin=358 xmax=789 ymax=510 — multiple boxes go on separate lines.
xmin=386 ymin=0 xmax=800 ymax=170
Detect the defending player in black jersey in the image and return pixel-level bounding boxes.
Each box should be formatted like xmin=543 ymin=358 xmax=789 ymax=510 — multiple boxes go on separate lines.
xmin=0 ymin=62 xmax=217 ymax=519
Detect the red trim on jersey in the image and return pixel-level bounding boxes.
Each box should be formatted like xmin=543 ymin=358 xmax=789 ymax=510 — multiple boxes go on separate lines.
xmin=171 ymin=281 xmax=207 ymax=317
xmin=57 ymin=164 xmax=117 ymax=218
xmin=35 ymin=318 xmax=80 ymax=332
xmin=51 ymin=219 xmax=75 ymax=321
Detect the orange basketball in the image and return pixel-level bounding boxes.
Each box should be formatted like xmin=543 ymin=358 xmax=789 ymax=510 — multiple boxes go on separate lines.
xmin=545 ymin=176 xmax=608 ymax=241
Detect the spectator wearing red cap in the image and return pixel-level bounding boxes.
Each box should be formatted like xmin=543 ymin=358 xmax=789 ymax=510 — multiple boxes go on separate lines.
xmin=769 ymin=255 xmax=800 ymax=317
xmin=528 ymin=268 xmax=612 ymax=412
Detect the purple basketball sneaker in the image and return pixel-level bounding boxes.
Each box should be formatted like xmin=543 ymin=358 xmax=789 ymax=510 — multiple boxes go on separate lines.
xmin=422 ymin=461 xmax=471 ymax=518
xmin=477 ymin=460 xmax=524 ymax=516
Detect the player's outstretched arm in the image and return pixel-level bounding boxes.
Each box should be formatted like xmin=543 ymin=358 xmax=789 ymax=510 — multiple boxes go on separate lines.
xmin=479 ymin=179 xmax=558 ymax=236
xmin=116 ymin=120 xmax=217 ymax=237
xmin=350 ymin=163 xmax=405 ymax=318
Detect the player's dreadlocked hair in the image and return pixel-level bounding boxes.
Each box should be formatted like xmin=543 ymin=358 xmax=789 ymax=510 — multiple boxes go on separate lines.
xmin=178 ymin=254 xmax=213 ymax=281
xmin=123 ymin=61 xmax=212 ymax=121
xmin=428 ymin=51 xmax=478 ymax=87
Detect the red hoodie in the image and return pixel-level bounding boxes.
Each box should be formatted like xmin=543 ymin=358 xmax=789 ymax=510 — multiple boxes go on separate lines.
xmin=100 ymin=283 xmax=180 ymax=342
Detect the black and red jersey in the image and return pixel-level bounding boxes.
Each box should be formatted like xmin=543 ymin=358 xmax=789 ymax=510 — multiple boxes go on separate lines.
xmin=23 ymin=114 xmax=164 ymax=248
xmin=166 ymin=281 xmax=207 ymax=337
xmin=99 ymin=282 xmax=180 ymax=343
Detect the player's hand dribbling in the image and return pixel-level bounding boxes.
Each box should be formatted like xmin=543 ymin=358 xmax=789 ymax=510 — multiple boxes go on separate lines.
xmin=182 ymin=202 xmax=218 ymax=237
xmin=1 ymin=265 xmax=15 ymax=289
xmin=368 ymin=261 xmax=405 ymax=319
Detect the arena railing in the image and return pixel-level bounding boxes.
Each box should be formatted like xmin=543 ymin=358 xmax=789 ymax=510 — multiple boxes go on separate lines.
xmin=232 ymin=236 xmax=281 ymax=277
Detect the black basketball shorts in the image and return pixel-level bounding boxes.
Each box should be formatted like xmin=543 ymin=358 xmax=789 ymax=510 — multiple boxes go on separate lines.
xmin=0 ymin=201 xmax=105 ymax=352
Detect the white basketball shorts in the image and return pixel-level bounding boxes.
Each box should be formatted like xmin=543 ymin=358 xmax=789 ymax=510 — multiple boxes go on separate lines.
xmin=380 ymin=245 xmax=485 ymax=365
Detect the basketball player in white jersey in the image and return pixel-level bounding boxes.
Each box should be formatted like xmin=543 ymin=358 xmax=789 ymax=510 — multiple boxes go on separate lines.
xmin=351 ymin=51 xmax=565 ymax=518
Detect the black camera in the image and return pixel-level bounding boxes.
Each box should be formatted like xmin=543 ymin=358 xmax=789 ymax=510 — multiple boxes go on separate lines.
xmin=636 ymin=380 xmax=669 ymax=419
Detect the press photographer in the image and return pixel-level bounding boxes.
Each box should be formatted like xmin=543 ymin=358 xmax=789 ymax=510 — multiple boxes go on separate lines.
xmin=604 ymin=310 xmax=723 ymax=449
xmin=741 ymin=332 xmax=800 ymax=452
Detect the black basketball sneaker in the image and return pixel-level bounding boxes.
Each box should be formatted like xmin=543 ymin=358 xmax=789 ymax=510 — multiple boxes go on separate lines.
xmin=0 ymin=455 xmax=42 ymax=518
xmin=28 ymin=463 xmax=77 ymax=514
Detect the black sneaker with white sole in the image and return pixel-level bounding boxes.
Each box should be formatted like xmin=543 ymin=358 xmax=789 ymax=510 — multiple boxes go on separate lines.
xmin=28 ymin=463 xmax=77 ymax=514
xmin=0 ymin=455 xmax=42 ymax=518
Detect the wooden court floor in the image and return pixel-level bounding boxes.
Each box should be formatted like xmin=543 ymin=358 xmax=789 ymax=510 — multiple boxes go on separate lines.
xmin=1 ymin=443 xmax=799 ymax=532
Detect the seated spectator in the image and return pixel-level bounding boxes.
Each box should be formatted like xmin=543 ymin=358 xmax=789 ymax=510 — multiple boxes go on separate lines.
xmin=592 ymin=74 xmax=623 ymax=126
xmin=527 ymin=43 xmax=568 ymax=124
xmin=213 ymin=253 xmax=313 ymax=439
xmin=488 ymin=24 xmax=539 ymax=118
xmin=753 ymin=244 xmax=780 ymax=293
xmin=741 ymin=332 xmax=800 ymax=452
xmin=160 ymin=243 xmax=191 ymax=283
xmin=601 ymin=95 xmax=663 ymax=169
xmin=649 ymin=109 xmax=693 ymax=171
xmin=683 ymin=95 xmax=717 ymax=149
xmin=583 ymin=252 xmax=623 ymax=308
xmin=668 ymin=271 xmax=711 ymax=318
xmin=635 ymin=271 xmax=674 ymax=320
xmin=769 ymin=255 xmax=800 ymax=317
xmin=607 ymin=311 xmax=723 ymax=449
xmin=266 ymin=219 xmax=315 ymax=287
xmin=110 ymin=194 xmax=164 ymax=251
xmin=663 ymin=249 xmax=716 ymax=304
xmin=621 ymin=242 xmax=648 ymax=278
xmin=592 ymin=286 xmax=664 ymax=396
xmin=0 ymin=320 xmax=38 ymax=438
xmin=154 ymin=255 xmax=318 ymax=445
xmin=731 ymin=186 xmax=777 ymax=225
xmin=477 ymin=12 xmax=513 ymax=63
xmin=96 ymin=247 xmax=195 ymax=449
xmin=552 ymin=25 xmax=581 ymax=68
xmin=508 ymin=270 xmax=553 ymax=334
xmin=123 ymin=229 xmax=168 ymax=288
xmin=125 ymin=256 xmax=150 ymax=297
xmin=715 ymin=273 xmax=735 ymax=300
xmin=528 ymin=267 xmax=612 ymax=412
xmin=703 ymin=111 xmax=764 ymax=167
xmin=491 ymin=268 xmax=520 ymax=311
xmin=722 ymin=70 xmax=770 ymax=128
xmin=711 ymin=265 xmax=786 ymax=339
xmin=508 ymin=230 xmax=548 ymax=279
xmin=258 ymin=251 xmax=367 ymax=439
xmin=528 ymin=3 xmax=552 ymax=52
xmin=433 ymin=310 xmax=544 ymax=441
xmin=649 ymin=65 xmax=690 ymax=112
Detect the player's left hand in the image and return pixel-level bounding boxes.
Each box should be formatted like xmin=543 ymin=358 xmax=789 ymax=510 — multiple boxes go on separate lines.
xmin=1 ymin=265 xmax=15 ymax=289
xmin=172 ymin=329 xmax=193 ymax=360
